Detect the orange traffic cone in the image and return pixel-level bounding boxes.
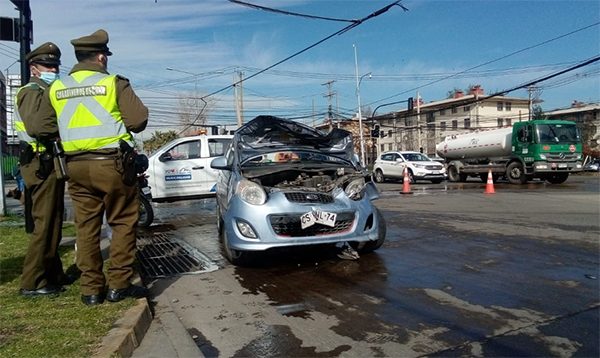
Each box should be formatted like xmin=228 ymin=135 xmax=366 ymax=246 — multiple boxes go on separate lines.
xmin=401 ymin=166 xmax=412 ymax=194
xmin=484 ymin=170 xmax=496 ymax=194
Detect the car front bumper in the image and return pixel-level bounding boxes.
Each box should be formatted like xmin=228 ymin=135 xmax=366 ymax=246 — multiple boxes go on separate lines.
xmin=222 ymin=183 xmax=382 ymax=251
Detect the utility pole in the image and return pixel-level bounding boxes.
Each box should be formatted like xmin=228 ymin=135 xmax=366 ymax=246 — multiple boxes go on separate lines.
xmin=416 ymin=91 xmax=421 ymax=153
xmin=322 ymin=80 xmax=336 ymax=121
xmin=528 ymin=86 xmax=534 ymax=121
xmin=312 ymin=100 xmax=315 ymax=127
xmin=3 ymin=1 xmax=33 ymax=230
xmin=234 ymin=70 xmax=244 ymax=126
xmin=335 ymin=93 xmax=340 ymax=126
xmin=238 ymin=70 xmax=244 ymax=126
xmin=13 ymin=0 xmax=32 ymax=85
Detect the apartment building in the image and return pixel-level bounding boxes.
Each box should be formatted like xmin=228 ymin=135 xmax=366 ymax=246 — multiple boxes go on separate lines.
xmin=372 ymin=85 xmax=532 ymax=156
xmin=545 ymin=101 xmax=599 ymax=148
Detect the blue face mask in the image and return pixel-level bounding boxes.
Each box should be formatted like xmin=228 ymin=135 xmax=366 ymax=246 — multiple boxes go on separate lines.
xmin=39 ymin=72 xmax=59 ymax=84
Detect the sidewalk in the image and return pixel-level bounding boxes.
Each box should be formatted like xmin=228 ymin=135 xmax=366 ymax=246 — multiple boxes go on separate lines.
xmin=131 ymin=278 xmax=205 ymax=358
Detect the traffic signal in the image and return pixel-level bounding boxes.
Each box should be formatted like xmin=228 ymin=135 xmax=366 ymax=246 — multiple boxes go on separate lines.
xmin=419 ymin=147 xmax=423 ymax=153
xmin=408 ymin=97 xmax=414 ymax=113
xmin=371 ymin=124 xmax=380 ymax=138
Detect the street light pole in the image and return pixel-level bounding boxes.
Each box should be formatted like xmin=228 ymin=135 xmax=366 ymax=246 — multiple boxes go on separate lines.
xmin=353 ymin=44 xmax=371 ymax=166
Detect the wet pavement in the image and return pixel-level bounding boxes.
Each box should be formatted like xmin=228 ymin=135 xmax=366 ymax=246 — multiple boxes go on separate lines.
xmin=125 ymin=175 xmax=600 ymax=357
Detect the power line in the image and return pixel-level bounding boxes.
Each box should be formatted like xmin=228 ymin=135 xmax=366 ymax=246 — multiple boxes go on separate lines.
xmin=228 ymin=0 xmax=363 ymax=23
xmin=177 ymin=0 xmax=407 ymax=133
xmin=367 ymin=21 xmax=600 ymax=107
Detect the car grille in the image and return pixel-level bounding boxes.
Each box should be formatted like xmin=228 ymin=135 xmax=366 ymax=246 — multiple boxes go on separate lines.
xmin=425 ymin=165 xmax=442 ymax=170
xmin=284 ymin=192 xmax=334 ymax=204
xmin=270 ymin=211 xmax=355 ymax=237
xmin=545 ymin=153 xmax=579 ymax=162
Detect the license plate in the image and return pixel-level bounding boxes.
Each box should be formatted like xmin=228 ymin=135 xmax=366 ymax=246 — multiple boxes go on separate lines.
xmin=141 ymin=187 xmax=151 ymax=195
xmin=301 ymin=210 xmax=337 ymax=229
xmin=431 ymin=170 xmax=439 ymax=175
xmin=558 ymin=163 xmax=567 ymax=168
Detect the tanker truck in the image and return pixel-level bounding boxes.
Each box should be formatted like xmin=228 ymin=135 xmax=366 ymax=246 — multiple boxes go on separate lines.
xmin=436 ymin=120 xmax=583 ymax=184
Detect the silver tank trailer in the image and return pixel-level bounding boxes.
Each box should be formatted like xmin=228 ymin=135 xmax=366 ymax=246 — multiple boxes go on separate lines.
xmin=436 ymin=127 xmax=513 ymax=160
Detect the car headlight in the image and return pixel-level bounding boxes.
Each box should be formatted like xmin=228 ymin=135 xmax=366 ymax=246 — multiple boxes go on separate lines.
xmin=413 ymin=164 xmax=425 ymax=169
xmin=539 ymin=154 xmax=547 ymax=160
xmin=235 ymin=179 xmax=267 ymax=205
xmin=345 ymin=178 xmax=365 ymax=200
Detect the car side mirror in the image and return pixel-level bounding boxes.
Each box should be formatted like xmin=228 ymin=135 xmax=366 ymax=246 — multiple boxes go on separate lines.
xmin=210 ymin=156 xmax=231 ymax=171
xmin=159 ymin=152 xmax=172 ymax=162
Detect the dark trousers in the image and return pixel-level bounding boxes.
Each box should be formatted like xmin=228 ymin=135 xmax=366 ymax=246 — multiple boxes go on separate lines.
xmin=20 ymin=156 xmax=67 ymax=290
xmin=67 ymin=159 xmax=138 ymax=296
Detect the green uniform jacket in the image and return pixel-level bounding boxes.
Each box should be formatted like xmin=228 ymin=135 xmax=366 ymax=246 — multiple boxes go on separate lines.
xmin=17 ymin=77 xmax=47 ymax=146
xmin=31 ymin=62 xmax=148 ymax=154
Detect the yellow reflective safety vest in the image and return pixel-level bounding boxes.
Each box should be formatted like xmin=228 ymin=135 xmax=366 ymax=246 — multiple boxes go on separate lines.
xmin=14 ymin=83 xmax=46 ymax=152
xmin=49 ymin=70 xmax=134 ymax=153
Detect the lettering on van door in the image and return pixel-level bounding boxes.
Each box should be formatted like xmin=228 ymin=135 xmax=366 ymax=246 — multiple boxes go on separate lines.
xmin=165 ymin=167 xmax=192 ymax=181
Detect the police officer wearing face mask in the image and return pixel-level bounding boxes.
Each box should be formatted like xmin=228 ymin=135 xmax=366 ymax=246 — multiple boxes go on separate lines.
xmin=33 ymin=29 xmax=149 ymax=306
xmin=17 ymin=42 xmax=74 ymax=297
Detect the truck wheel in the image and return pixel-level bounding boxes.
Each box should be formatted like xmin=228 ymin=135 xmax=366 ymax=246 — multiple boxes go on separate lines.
xmin=507 ymin=162 xmax=527 ymax=184
xmin=479 ymin=173 xmax=498 ymax=183
xmin=545 ymin=173 xmax=569 ymax=184
xmin=373 ymin=169 xmax=385 ymax=183
xmin=448 ymin=166 xmax=460 ymax=182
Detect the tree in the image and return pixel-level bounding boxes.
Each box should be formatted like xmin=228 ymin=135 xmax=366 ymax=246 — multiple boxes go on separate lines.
xmin=143 ymin=130 xmax=178 ymax=154
xmin=362 ymin=106 xmax=373 ymax=118
xmin=532 ymin=105 xmax=545 ymax=120
xmin=177 ymin=92 xmax=216 ymax=136
xmin=446 ymin=87 xmax=462 ymax=99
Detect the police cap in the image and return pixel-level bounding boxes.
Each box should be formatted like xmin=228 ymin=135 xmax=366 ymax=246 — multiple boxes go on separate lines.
xmin=26 ymin=42 xmax=61 ymax=66
xmin=70 ymin=29 xmax=113 ymax=56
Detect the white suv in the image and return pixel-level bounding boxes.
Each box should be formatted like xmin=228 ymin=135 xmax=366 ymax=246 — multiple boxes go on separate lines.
xmin=373 ymin=151 xmax=445 ymax=184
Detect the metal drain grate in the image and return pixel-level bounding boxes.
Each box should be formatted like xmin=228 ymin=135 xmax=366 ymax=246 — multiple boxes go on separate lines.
xmin=136 ymin=232 xmax=218 ymax=279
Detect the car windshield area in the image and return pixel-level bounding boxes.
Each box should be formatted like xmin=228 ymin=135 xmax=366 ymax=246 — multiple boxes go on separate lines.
xmin=402 ymin=153 xmax=432 ymax=162
xmin=536 ymin=124 xmax=581 ymax=144
xmin=243 ymin=151 xmax=348 ymax=167
xmin=235 ymin=116 xmax=355 ymax=164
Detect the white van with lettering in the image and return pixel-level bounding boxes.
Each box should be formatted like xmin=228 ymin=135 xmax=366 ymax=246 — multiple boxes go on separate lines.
xmin=146 ymin=134 xmax=233 ymax=202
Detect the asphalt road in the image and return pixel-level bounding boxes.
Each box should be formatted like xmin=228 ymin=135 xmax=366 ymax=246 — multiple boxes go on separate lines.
xmin=5 ymin=175 xmax=597 ymax=357
xmin=136 ymin=174 xmax=600 ymax=357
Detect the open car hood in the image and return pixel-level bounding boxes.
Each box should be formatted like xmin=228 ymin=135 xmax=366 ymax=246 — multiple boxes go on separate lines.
xmin=235 ymin=116 xmax=356 ymax=165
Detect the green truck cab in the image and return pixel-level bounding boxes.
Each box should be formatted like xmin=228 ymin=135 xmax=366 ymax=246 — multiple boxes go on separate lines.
xmin=512 ymin=120 xmax=583 ymax=183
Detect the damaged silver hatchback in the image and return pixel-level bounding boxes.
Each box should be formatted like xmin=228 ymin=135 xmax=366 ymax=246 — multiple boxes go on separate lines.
xmin=211 ymin=116 xmax=386 ymax=265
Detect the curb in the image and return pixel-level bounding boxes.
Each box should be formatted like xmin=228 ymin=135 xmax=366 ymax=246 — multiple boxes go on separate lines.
xmin=92 ymin=297 xmax=153 ymax=358
xmin=129 ymin=279 xmax=205 ymax=358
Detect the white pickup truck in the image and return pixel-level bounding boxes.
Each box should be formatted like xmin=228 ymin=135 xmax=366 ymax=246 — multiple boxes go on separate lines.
xmin=146 ymin=134 xmax=233 ymax=202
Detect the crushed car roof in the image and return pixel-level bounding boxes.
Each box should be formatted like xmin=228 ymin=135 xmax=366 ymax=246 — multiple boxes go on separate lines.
xmin=235 ymin=115 xmax=356 ymax=164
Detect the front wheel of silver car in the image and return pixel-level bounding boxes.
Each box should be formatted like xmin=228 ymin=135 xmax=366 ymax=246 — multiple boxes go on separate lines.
xmin=219 ymin=219 xmax=252 ymax=266
xmin=351 ymin=207 xmax=387 ymax=254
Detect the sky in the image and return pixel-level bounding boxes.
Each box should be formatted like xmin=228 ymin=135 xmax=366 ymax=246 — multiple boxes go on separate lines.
xmin=1 ymin=0 xmax=599 ymax=133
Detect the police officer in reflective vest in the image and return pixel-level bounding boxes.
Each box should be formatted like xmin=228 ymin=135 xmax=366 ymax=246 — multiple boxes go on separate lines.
xmin=33 ymin=29 xmax=149 ymax=306
xmin=17 ymin=42 xmax=73 ymax=297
